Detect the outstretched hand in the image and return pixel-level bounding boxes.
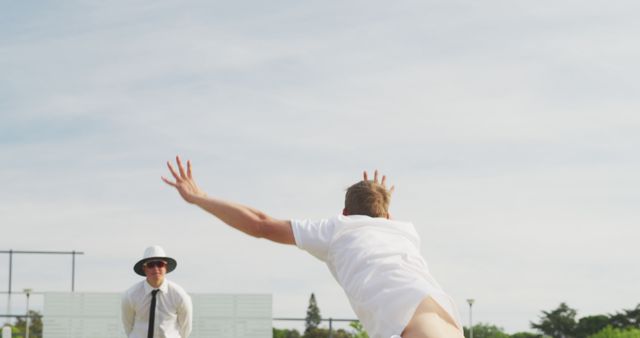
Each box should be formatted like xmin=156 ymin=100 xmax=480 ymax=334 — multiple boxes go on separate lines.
xmin=363 ymin=169 xmax=395 ymax=194
xmin=161 ymin=156 xmax=206 ymax=204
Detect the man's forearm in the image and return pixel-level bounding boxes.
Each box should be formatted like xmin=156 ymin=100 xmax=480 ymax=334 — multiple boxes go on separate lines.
xmin=178 ymin=298 xmax=193 ymax=338
xmin=191 ymin=195 xmax=273 ymax=237
xmin=163 ymin=157 xmax=294 ymax=243
xmin=121 ymin=298 xmax=134 ymax=336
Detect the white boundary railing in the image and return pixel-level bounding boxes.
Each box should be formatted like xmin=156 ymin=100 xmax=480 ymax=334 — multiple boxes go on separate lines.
xmin=43 ymin=292 xmax=272 ymax=338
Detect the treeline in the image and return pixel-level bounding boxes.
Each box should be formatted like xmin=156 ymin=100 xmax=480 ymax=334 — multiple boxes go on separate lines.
xmin=6 ymin=310 xmax=43 ymax=338
xmin=525 ymin=302 xmax=640 ymax=338
xmin=277 ymin=295 xmax=640 ymax=338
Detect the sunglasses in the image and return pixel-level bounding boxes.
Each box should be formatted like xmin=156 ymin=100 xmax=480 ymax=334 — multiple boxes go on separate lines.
xmin=144 ymin=260 xmax=167 ymax=269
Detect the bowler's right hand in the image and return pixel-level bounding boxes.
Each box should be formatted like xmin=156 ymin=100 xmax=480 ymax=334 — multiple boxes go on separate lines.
xmin=162 ymin=156 xmax=207 ymax=204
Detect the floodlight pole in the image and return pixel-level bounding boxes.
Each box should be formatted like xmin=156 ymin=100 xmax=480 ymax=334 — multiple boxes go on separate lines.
xmin=467 ymin=299 xmax=475 ymax=338
xmin=72 ymin=250 xmax=76 ymax=292
xmin=24 ymin=289 xmax=31 ymax=338
xmin=6 ymin=251 xmax=12 ymax=322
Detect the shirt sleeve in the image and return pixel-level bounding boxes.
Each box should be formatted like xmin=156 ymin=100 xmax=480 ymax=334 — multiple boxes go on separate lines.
xmin=121 ymin=292 xmax=134 ymax=337
xmin=290 ymin=218 xmax=336 ymax=261
xmin=178 ymin=293 xmax=193 ymax=338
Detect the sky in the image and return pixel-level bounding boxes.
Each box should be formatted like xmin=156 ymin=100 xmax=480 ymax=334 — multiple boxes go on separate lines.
xmin=1 ymin=0 xmax=639 ymax=334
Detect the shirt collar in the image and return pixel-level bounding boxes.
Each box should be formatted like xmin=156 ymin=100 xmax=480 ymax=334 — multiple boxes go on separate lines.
xmin=143 ymin=278 xmax=169 ymax=294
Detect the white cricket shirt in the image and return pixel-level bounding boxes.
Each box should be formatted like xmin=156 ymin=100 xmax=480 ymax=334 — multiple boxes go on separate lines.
xmin=291 ymin=215 xmax=461 ymax=338
xmin=121 ymin=279 xmax=193 ymax=338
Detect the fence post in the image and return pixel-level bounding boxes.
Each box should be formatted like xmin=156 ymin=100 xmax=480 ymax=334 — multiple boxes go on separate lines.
xmin=328 ymin=318 xmax=333 ymax=338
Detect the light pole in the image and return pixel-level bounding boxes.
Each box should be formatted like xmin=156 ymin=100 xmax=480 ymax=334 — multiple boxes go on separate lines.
xmin=23 ymin=289 xmax=32 ymax=338
xmin=466 ymin=299 xmax=475 ymax=338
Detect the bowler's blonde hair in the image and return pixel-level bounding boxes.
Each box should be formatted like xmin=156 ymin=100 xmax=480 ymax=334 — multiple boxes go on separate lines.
xmin=344 ymin=180 xmax=390 ymax=218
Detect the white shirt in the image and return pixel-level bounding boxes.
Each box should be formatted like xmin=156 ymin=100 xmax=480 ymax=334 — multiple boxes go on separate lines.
xmin=291 ymin=215 xmax=461 ymax=338
xmin=121 ymin=279 xmax=193 ymax=338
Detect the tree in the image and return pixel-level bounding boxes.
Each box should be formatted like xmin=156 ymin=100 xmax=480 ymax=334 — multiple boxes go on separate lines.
xmin=575 ymin=315 xmax=609 ymax=338
xmin=531 ymin=302 xmax=578 ymax=338
xmin=609 ymin=304 xmax=640 ymax=329
xmin=608 ymin=313 xmax=630 ymax=329
xmin=587 ymin=326 xmax=640 ymax=338
xmin=510 ymin=332 xmax=543 ymax=338
xmin=462 ymin=323 xmax=509 ymax=338
xmin=305 ymin=293 xmax=322 ymax=334
xmin=622 ymin=304 xmax=640 ymax=327
xmin=273 ymin=327 xmax=302 ymax=338
xmin=349 ymin=321 xmax=369 ymax=338
xmin=303 ymin=328 xmax=351 ymax=338
xmin=13 ymin=310 xmax=43 ymax=338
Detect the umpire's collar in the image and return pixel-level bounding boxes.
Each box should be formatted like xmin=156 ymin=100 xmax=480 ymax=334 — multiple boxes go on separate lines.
xmin=144 ymin=279 xmax=169 ymax=294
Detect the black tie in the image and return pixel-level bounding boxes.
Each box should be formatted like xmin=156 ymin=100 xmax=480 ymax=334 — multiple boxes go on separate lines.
xmin=148 ymin=289 xmax=160 ymax=338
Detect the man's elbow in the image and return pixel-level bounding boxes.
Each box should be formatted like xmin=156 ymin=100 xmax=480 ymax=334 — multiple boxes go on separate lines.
xmin=253 ymin=219 xmax=272 ymax=239
xmin=253 ymin=219 xmax=294 ymax=245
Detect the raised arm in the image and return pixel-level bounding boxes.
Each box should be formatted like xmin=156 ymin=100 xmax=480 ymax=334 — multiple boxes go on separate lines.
xmin=161 ymin=156 xmax=295 ymax=245
xmin=363 ymin=169 xmax=395 ymax=194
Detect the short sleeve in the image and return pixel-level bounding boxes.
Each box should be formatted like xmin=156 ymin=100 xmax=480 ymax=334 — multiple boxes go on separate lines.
xmin=290 ymin=218 xmax=337 ymax=262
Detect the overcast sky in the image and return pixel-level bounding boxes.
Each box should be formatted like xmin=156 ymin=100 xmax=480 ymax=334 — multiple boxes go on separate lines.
xmin=1 ymin=0 xmax=639 ymax=334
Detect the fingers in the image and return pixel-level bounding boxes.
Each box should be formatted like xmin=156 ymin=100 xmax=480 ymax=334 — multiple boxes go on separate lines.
xmin=161 ymin=176 xmax=177 ymax=187
xmin=362 ymin=169 xmax=394 ymax=194
xmin=176 ymin=156 xmax=187 ymax=178
xmin=167 ymin=161 xmax=180 ymax=180
xmin=381 ymin=174 xmax=394 ymax=194
xmin=167 ymin=156 xmax=193 ymax=181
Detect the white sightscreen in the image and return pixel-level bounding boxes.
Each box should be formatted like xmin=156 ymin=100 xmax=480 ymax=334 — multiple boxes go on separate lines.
xmin=43 ymin=292 xmax=272 ymax=338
